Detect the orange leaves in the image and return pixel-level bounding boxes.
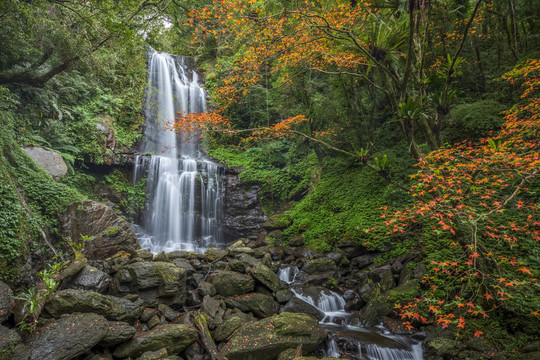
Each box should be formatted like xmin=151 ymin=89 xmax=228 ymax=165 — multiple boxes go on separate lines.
xmin=517 ymin=267 xmax=533 ymax=275
xmin=379 ymin=60 xmax=539 ymax=335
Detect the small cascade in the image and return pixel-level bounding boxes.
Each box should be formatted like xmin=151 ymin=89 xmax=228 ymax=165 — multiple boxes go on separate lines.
xmin=278 ymin=266 xmax=299 ymax=284
xmin=365 ymin=343 xmax=421 ymax=360
xmin=281 ymin=271 xmax=424 ymax=359
xmin=133 ymin=48 xmax=224 ymax=253
xmin=324 ymin=336 xmax=340 ymax=358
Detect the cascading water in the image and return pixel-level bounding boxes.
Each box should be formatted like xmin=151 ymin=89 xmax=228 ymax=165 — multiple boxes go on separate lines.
xmin=277 ymin=267 xmax=424 ymax=360
xmin=133 ymin=48 xmax=223 ymax=253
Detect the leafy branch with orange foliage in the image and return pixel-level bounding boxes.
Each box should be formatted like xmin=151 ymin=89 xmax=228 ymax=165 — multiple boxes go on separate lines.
xmin=382 ymin=60 xmax=539 ymax=335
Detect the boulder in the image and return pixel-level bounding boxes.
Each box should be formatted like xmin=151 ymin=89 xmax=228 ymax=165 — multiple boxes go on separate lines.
xmin=248 ymin=264 xmax=281 ymax=292
xmin=0 ymin=325 xmax=21 ymax=360
xmin=61 ymin=200 xmax=140 ymax=260
xmin=201 ymin=295 xmax=225 ymax=328
xmin=225 ymin=293 xmax=280 ymax=319
xmin=207 ymin=271 xmax=254 ymax=297
xmin=158 ymin=304 xmax=179 ymax=322
xmin=204 ymin=248 xmax=227 ymax=262
xmin=172 ymin=258 xmax=195 ymax=274
xmin=279 ymin=298 xmax=324 ymax=321
xmin=26 ymin=313 xmax=109 ymax=360
xmin=303 ymin=259 xmax=337 ymax=275
xmin=139 ymin=348 xmax=168 ymax=360
xmin=0 ymin=282 xmax=13 ymax=323
xmin=198 ymin=281 xmax=217 ymax=297
xmin=100 ymin=321 xmax=137 ymax=347
xmin=213 ymin=312 xmax=255 ymax=342
xmin=113 ymin=262 xmax=187 ymax=306
xmin=220 ymin=312 xmax=326 ymax=360
xmin=368 ymin=265 xmax=395 ymax=290
xmin=65 ymin=265 xmax=111 ymax=293
xmin=351 ymin=255 xmax=377 ymax=269
xmin=22 ymin=147 xmax=67 ymax=179
xmin=44 ymin=289 xmax=144 ymax=324
xmin=113 ymin=324 xmax=197 ymax=358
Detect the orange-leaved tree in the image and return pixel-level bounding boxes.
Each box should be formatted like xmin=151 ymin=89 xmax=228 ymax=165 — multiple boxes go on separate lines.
xmin=383 ymin=59 xmax=539 ymax=335
xmin=181 ymin=0 xmax=488 ymax=159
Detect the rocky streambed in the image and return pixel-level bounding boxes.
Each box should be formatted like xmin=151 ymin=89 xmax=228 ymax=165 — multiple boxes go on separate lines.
xmin=0 ymin=230 xmax=429 ymax=360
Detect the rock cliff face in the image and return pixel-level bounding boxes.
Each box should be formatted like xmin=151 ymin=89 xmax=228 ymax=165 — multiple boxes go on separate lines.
xmin=221 ymin=167 xmax=267 ymax=240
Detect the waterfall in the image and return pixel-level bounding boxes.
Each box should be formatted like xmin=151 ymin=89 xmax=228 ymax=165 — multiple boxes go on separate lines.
xmin=278 ymin=266 xmax=299 ymax=284
xmin=133 ymin=48 xmax=223 ymax=253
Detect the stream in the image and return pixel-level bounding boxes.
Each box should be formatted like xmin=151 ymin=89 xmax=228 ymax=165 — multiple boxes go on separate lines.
xmin=279 ymin=266 xmax=424 ymax=360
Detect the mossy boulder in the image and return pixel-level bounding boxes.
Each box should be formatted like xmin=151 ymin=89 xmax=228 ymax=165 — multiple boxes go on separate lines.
xmin=303 ymin=259 xmax=337 ymax=275
xmin=26 ymin=313 xmax=109 ymax=360
xmin=0 ymin=281 xmax=13 ymax=323
xmin=113 ymin=261 xmax=187 ymax=306
xmin=44 ymin=289 xmax=144 ymax=324
xmin=264 ymin=215 xmax=292 ymax=230
xmin=248 ymin=264 xmax=281 ymax=292
xmin=99 ymin=321 xmax=137 ymax=347
xmin=204 ymin=248 xmax=227 ymax=262
xmin=207 ymin=270 xmax=255 ymax=296
xmin=113 ymin=324 xmax=197 ymax=358
xmin=220 ymin=312 xmax=326 ymax=360
xmin=213 ymin=312 xmax=255 ymax=342
xmin=0 ymin=325 xmax=20 ymax=360
xmin=225 ymin=293 xmax=280 ymax=318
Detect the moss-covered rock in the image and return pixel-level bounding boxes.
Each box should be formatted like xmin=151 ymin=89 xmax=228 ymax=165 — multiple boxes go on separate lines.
xmin=26 ymin=313 xmax=109 ymax=360
xmin=44 ymin=289 xmax=144 ymax=324
xmin=0 ymin=325 xmax=20 ymax=360
xmin=207 ymin=270 xmax=255 ymax=296
xmin=220 ymin=312 xmax=326 ymax=360
xmin=113 ymin=261 xmax=187 ymax=306
xmin=113 ymin=324 xmax=197 ymax=359
xmin=226 ymin=293 xmax=280 ymax=318
xmin=213 ymin=312 xmax=255 ymax=342
xmin=264 ymin=215 xmax=292 ymax=230
xmin=99 ymin=321 xmax=137 ymax=347
xmin=248 ymin=264 xmax=281 ymax=292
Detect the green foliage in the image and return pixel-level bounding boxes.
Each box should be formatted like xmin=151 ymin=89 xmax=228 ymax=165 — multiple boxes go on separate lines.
xmin=445 ymin=100 xmax=506 ymax=144
xmin=103 ymin=170 xmax=147 ymax=217
xmin=209 ymin=140 xmax=317 ymax=212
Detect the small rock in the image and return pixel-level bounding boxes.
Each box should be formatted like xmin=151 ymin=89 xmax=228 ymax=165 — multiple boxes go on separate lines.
xmin=140 ymin=348 xmax=168 ymax=360
xmin=65 ymin=265 xmax=111 ymax=293
xmin=198 ymin=282 xmax=217 ymax=297
xmin=0 ymin=325 xmax=21 ymax=359
xmin=22 ymin=147 xmax=67 ymax=179
xmin=268 ymin=247 xmax=285 ymax=261
xmin=153 ymin=252 xmax=170 ymax=262
xmin=100 ymin=321 xmax=137 ymax=347
xmin=158 ymin=304 xmax=179 ymax=322
xmin=148 ymin=315 xmax=161 ymax=329
xmin=226 ymin=259 xmax=247 ymax=273
xmin=136 ymin=249 xmax=154 ymax=261
xmin=141 ymin=308 xmax=158 ymax=322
